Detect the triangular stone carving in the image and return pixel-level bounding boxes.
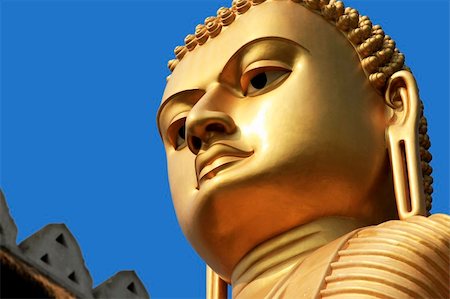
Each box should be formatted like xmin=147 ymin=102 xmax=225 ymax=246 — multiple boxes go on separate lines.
xmin=19 ymin=223 xmax=93 ymax=297
xmin=93 ymin=271 xmax=150 ymax=299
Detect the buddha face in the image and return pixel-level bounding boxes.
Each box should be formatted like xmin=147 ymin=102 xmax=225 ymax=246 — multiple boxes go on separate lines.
xmin=158 ymin=2 xmax=397 ymax=280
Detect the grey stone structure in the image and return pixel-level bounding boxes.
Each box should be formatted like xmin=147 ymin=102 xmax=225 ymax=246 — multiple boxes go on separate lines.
xmin=0 ymin=190 xmax=150 ymax=298
xmin=93 ymin=271 xmax=149 ymax=298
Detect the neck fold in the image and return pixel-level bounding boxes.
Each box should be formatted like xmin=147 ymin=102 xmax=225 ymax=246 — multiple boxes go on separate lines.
xmin=231 ymin=216 xmax=368 ymax=298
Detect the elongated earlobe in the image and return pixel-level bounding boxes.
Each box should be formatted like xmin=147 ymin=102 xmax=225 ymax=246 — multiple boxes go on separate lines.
xmin=385 ymin=70 xmax=426 ymax=219
xmin=206 ymin=266 xmax=228 ymax=299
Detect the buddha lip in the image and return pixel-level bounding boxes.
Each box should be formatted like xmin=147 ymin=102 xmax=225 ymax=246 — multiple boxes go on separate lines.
xmin=195 ymin=142 xmax=254 ymax=186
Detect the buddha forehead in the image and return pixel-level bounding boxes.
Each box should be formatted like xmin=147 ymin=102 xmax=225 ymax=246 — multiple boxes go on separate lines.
xmin=160 ymin=0 xmax=408 ymax=114
xmin=161 ymin=1 xmax=347 ymax=105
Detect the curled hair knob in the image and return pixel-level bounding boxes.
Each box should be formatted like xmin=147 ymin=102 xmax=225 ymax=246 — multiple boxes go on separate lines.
xmin=206 ymin=18 xmax=222 ymax=38
xmin=236 ymin=0 xmax=251 ymax=14
xmin=167 ymin=59 xmax=178 ymax=72
xmin=218 ymin=7 xmax=236 ymax=26
xmin=184 ymin=34 xmax=198 ymax=51
xmin=252 ymin=0 xmax=266 ymax=5
xmin=174 ymin=46 xmax=188 ymax=60
xmin=195 ymin=24 xmax=209 ymax=45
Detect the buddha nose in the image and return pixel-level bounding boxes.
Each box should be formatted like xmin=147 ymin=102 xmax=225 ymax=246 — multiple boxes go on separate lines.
xmin=186 ymin=110 xmax=237 ymax=154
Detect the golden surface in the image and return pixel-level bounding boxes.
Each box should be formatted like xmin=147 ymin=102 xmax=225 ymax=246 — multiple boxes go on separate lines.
xmin=157 ymin=0 xmax=447 ymax=298
xmin=266 ymin=214 xmax=450 ymax=298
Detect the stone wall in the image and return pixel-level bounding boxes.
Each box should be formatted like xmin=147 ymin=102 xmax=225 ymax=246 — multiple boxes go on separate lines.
xmin=0 ymin=190 xmax=150 ymax=299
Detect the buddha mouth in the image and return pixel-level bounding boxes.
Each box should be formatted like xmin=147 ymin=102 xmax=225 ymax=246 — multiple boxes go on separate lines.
xmin=195 ymin=142 xmax=254 ymax=188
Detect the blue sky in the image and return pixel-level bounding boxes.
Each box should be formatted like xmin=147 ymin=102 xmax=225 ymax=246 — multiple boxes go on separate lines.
xmin=1 ymin=0 xmax=448 ymax=298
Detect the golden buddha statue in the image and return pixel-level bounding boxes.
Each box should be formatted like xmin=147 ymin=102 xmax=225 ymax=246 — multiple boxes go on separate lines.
xmin=157 ymin=0 xmax=449 ymax=298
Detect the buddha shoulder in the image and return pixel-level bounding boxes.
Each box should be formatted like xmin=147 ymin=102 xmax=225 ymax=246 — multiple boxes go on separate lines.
xmin=270 ymin=214 xmax=450 ymax=299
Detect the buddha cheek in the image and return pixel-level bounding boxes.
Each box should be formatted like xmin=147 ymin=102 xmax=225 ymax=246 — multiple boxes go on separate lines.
xmin=242 ymin=77 xmax=384 ymax=207
xmin=166 ymin=148 xmax=198 ymax=227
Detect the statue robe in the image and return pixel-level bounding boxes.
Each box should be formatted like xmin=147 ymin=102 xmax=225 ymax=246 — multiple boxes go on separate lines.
xmin=266 ymin=214 xmax=449 ymax=298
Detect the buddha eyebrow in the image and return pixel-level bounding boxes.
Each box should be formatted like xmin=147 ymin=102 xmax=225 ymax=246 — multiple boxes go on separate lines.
xmin=228 ymin=37 xmax=309 ymax=63
xmin=219 ymin=37 xmax=310 ymax=84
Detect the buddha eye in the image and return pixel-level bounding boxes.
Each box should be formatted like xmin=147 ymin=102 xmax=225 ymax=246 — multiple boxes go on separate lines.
xmin=242 ymin=66 xmax=291 ymax=96
xmin=167 ymin=117 xmax=187 ymax=150
xmin=177 ymin=124 xmax=186 ymax=147
xmin=250 ymin=72 xmax=268 ymax=90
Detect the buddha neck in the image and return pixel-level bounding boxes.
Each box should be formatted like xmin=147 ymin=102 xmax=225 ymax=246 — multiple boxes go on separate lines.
xmin=231 ymin=216 xmax=369 ymax=299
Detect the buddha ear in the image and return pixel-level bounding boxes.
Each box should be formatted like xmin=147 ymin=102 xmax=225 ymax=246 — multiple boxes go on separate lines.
xmin=384 ymin=70 xmax=426 ymax=219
